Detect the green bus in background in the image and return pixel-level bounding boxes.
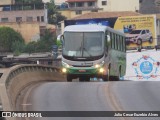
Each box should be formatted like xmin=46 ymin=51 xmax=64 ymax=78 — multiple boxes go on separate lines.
xmin=59 ymin=24 xmax=126 ymax=82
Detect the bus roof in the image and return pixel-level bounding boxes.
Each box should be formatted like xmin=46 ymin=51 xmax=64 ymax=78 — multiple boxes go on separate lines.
xmin=64 ymin=24 xmax=125 ymax=36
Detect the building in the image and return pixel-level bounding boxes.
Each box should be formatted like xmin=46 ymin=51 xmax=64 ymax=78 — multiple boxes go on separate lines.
xmin=97 ymin=0 xmax=139 ymax=12
xmin=0 ymin=3 xmax=51 ymax=43
xmin=58 ymin=0 xmax=139 ymax=19
xmin=0 ymin=0 xmax=14 ymax=5
xmin=139 ymin=0 xmax=160 ymax=14
xmin=59 ymin=0 xmax=102 ymax=19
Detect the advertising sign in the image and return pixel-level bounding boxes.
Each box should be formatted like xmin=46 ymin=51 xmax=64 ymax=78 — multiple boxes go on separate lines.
xmin=114 ymin=15 xmax=157 ymax=50
xmin=124 ymin=50 xmax=160 ymax=81
xmin=65 ymin=15 xmax=157 ymax=50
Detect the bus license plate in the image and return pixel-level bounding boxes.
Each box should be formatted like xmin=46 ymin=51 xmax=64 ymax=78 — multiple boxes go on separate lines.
xmin=79 ymin=70 xmax=86 ymax=72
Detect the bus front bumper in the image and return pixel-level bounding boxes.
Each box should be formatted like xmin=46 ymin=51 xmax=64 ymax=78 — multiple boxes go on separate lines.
xmin=61 ymin=66 xmax=106 ymax=77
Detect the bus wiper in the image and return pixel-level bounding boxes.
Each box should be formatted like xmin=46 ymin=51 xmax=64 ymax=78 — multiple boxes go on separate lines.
xmin=83 ymin=47 xmax=92 ymax=57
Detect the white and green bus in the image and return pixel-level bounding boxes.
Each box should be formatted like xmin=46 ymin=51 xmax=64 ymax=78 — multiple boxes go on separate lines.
xmin=59 ymin=24 xmax=126 ymax=82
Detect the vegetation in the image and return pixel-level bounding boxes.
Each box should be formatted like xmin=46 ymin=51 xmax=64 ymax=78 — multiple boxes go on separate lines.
xmin=1 ymin=0 xmax=65 ymax=54
xmin=24 ymin=29 xmax=57 ymax=54
xmin=46 ymin=0 xmax=66 ymax=24
xmin=0 ymin=27 xmax=57 ymax=54
xmin=0 ymin=27 xmax=25 ymax=52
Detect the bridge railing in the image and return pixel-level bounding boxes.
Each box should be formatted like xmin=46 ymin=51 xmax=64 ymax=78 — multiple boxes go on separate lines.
xmin=0 ymin=64 xmax=65 ymax=120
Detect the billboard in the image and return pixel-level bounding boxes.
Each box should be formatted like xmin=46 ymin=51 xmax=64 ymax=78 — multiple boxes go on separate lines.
xmin=65 ymin=15 xmax=157 ymax=50
xmin=114 ymin=15 xmax=157 ymax=50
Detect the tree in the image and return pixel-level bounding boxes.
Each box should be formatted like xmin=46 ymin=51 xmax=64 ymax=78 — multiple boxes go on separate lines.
xmin=46 ymin=0 xmax=66 ymax=24
xmin=24 ymin=29 xmax=57 ymax=53
xmin=0 ymin=27 xmax=25 ymax=52
xmin=24 ymin=41 xmax=37 ymax=54
xmin=36 ymin=29 xmax=56 ymax=52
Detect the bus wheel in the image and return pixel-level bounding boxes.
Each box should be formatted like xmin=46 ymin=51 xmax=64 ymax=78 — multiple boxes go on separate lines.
xmin=115 ymin=67 xmax=121 ymax=81
xmin=102 ymin=75 xmax=108 ymax=81
xmin=107 ymin=67 xmax=110 ymax=81
xmin=79 ymin=77 xmax=84 ymax=82
xmin=85 ymin=77 xmax=90 ymax=82
xmin=67 ymin=75 xmax=72 ymax=82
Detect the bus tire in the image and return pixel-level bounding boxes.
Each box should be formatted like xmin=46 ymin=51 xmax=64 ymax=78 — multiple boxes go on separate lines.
xmin=115 ymin=67 xmax=121 ymax=81
xmin=109 ymin=76 xmax=115 ymax=81
xmin=108 ymin=65 xmax=115 ymax=81
xmin=85 ymin=76 xmax=90 ymax=82
xmin=102 ymin=75 xmax=108 ymax=81
xmin=79 ymin=77 xmax=84 ymax=82
xmin=107 ymin=67 xmax=111 ymax=81
xmin=67 ymin=75 xmax=72 ymax=82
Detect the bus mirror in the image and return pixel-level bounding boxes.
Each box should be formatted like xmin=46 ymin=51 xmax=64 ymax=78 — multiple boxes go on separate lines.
xmin=106 ymin=35 xmax=111 ymax=43
xmin=57 ymin=34 xmax=64 ymax=45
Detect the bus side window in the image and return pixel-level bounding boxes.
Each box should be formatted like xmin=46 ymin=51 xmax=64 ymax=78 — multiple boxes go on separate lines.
xmin=105 ymin=31 xmax=111 ymax=46
xmin=115 ymin=34 xmax=117 ymax=50
xmin=117 ymin=35 xmax=120 ymax=50
xmin=111 ymin=33 xmax=114 ymax=49
xmin=120 ymin=36 xmax=122 ymax=51
xmin=105 ymin=31 xmax=108 ymax=46
xmin=123 ymin=37 xmax=126 ymax=52
xmin=108 ymin=32 xmax=112 ymax=47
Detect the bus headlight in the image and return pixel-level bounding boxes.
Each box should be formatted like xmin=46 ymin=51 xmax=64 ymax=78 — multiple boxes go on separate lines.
xmin=95 ymin=64 xmax=100 ymax=68
xmin=62 ymin=61 xmax=71 ymax=68
xmin=99 ymin=68 xmax=104 ymax=73
xmin=94 ymin=61 xmax=104 ymax=68
xmin=62 ymin=68 xmax=67 ymax=73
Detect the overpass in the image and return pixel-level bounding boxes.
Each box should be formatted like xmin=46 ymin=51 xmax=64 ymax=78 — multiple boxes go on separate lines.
xmin=1 ymin=64 xmax=160 ymax=120
xmin=0 ymin=64 xmax=66 ymax=120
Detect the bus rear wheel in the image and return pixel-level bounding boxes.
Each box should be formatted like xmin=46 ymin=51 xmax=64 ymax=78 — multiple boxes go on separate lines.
xmin=115 ymin=67 xmax=121 ymax=81
xmin=107 ymin=67 xmax=111 ymax=81
xmin=102 ymin=75 xmax=108 ymax=81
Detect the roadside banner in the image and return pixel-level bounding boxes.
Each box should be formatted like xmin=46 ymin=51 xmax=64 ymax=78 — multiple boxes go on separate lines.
xmin=123 ymin=50 xmax=160 ymax=81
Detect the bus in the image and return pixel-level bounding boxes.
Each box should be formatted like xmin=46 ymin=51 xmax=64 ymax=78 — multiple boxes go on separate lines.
xmin=59 ymin=24 xmax=126 ymax=82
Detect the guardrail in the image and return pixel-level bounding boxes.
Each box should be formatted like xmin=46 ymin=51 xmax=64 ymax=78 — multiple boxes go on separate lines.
xmin=0 ymin=64 xmax=66 ymax=120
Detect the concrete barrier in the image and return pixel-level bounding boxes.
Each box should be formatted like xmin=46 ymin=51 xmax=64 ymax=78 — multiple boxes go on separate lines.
xmin=0 ymin=64 xmax=66 ymax=120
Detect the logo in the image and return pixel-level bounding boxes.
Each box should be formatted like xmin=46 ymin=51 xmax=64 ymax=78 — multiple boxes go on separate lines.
xmin=132 ymin=55 xmax=160 ymax=79
xmin=140 ymin=61 xmax=153 ymax=74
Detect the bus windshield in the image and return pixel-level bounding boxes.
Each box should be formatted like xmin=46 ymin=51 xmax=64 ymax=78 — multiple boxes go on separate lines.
xmin=63 ymin=32 xmax=104 ymax=58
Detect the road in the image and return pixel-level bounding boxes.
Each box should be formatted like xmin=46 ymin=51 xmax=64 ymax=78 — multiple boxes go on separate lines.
xmin=17 ymin=81 xmax=160 ymax=120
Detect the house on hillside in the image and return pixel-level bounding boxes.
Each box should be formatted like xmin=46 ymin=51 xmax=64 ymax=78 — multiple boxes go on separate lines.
xmin=58 ymin=0 xmax=139 ymax=19
xmin=0 ymin=2 xmax=56 ymax=43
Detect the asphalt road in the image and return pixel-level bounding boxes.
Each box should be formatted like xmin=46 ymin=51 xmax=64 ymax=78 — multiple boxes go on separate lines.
xmin=17 ymin=81 xmax=160 ymax=120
